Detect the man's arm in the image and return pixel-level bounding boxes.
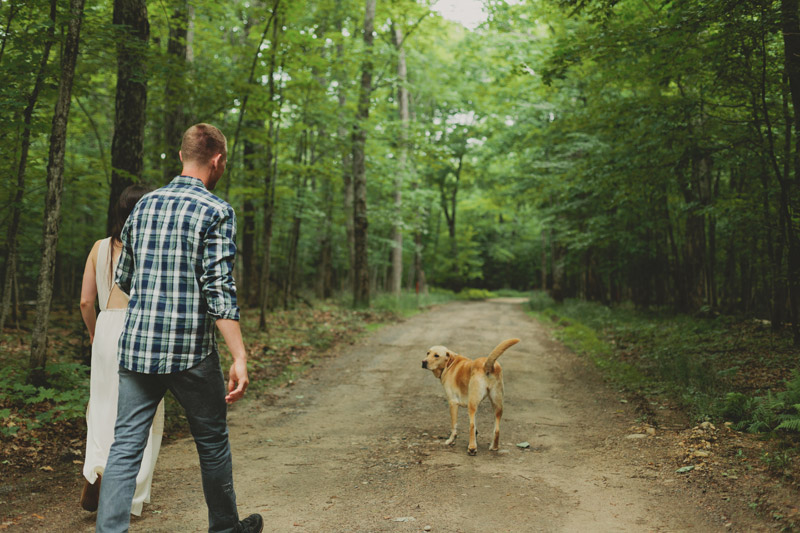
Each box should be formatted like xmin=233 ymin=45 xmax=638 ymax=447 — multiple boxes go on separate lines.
xmin=200 ymin=207 xmax=239 ymax=320
xmin=201 ymin=207 xmax=248 ymax=403
xmin=216 ymin=318 xmax=249 ymax=404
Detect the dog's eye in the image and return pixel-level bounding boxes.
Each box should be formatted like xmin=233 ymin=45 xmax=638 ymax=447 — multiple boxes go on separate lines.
xmin=434 ymin=353 xmax=439 ymax=357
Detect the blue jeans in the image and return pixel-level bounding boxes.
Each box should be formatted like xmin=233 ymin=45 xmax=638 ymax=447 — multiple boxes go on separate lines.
xmin=96 ymin=353 xmax=239 ymax=533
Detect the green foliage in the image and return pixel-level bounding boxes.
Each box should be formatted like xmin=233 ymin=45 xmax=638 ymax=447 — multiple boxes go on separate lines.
xmin=3 ymin=0 xmax=799 ymax=467
xmin=760 ymin=451 xmax=794 ymax=476
xmin=536 ymin=303 xmax=648 ymax=392
xmin=777 ymin=407 xmax=800 ymax=433
xmin=725 ymin=372 xmax=800 ymax=436
xmin=456 ymin=288 xmax=497 ymax=300
xmin=528 ymin=291 xmax=557 ymax=312
xmin=0 ymin=360 xmax=89 ymax=437
xmin=530 ymin=295 xmax=797 ymax=425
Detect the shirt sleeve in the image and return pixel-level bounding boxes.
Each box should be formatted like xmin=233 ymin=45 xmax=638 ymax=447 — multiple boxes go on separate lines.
xmin=200 ymin=205 xmax=240 ymax=321
xmin=114 ymin=219 xmax=134 ymax=296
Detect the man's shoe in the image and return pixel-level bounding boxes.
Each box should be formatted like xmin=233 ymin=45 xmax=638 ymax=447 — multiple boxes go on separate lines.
xmin=236 ymin=513 xmax=263 ymax=533
xmin=80 ymin=475 xmax=101 ymax=512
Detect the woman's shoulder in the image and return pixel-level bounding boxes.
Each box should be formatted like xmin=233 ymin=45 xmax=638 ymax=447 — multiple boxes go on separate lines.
xmin=88 ymin=238 xmax=109 ymax=264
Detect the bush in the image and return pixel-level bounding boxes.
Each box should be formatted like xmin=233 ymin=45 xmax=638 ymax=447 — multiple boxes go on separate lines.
xmin=457 ymin=288 xmax=496 ymax=300
xmin=528 ymin=290 xmax=556 ymax=311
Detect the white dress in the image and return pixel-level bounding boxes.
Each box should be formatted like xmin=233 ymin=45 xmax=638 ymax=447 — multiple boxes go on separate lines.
xmin=83 ymin=237 xmax=164 ymax=516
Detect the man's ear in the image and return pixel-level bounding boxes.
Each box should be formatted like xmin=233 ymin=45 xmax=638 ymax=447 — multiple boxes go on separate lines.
xmin=178 ymin=150 xmax=184 ymax=163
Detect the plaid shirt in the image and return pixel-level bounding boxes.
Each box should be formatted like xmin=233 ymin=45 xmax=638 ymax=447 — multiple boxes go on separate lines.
xmin=115 ymin=175 xmax=240 ymax=374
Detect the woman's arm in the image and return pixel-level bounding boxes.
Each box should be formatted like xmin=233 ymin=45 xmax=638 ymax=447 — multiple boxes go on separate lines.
xmin=80 ymin=241 xmax=100 ymax=344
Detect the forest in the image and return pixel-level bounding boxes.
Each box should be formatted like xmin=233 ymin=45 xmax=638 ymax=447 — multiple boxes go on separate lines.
xmin=2 ymin=0 xmax=800 ymax=527
xmin=2 ymin=0 xmax=800 ymax=347
xmin=3 ymin=0 xmax=800 ymax=348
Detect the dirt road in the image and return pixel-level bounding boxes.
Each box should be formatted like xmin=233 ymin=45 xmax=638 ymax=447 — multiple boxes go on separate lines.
xmin=19 ymin=299 xmax=725 ymax=532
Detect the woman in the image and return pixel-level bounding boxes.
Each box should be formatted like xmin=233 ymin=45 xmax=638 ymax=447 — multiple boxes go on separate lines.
xmin=79 ymin=184 xmax=164 ymax=514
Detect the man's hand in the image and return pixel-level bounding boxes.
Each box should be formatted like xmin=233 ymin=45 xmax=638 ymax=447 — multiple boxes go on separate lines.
xmin=216 ymin=318 xmax=250 ymax=404
xmin=226 ymin=358 xmax=249 ymax=404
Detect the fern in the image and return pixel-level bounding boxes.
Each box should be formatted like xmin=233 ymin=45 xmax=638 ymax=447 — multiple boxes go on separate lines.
xmin=730 ymin=370 xmax=800 ymax=435
xmin=776 ymin=405 xmax=800 ymax=433
xmin=721 ymin=392 xmax=749 ymax=423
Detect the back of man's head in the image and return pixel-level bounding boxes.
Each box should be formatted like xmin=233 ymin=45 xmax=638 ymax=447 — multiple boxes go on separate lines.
xmin=181 ymin=123 xmax=227 ymax=165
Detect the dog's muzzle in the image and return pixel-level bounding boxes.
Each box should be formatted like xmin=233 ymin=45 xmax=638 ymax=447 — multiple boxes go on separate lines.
xmin=422 ymin=360 xmax=428 ymax=369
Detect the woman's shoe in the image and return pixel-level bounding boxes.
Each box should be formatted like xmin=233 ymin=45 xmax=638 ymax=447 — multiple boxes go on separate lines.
xmin=80 ymin=475 xmax=101 ymax=512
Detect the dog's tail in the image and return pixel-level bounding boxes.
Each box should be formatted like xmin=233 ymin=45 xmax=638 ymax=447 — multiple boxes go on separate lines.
xmin=484 ymin=338 xmax=520 ymax=374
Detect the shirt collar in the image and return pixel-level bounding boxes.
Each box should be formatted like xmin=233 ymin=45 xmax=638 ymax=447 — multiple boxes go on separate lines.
xmin=172 ymin=175 xmax=207 ymax=189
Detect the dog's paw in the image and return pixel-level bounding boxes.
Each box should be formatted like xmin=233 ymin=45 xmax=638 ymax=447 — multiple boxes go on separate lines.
xmin=467 ymin=447 xmax=477 ymax=456
xmin=445 ymin=437 xmax=455 ymax=446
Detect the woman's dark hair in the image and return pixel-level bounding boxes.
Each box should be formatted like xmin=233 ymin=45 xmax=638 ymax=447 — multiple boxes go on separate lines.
xmin=107 ymin=184 xmax=151 ymax=283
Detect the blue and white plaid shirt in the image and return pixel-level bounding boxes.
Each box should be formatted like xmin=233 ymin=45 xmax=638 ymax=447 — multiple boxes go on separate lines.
xmin=115 ymin=175 xmax=240 ymax=374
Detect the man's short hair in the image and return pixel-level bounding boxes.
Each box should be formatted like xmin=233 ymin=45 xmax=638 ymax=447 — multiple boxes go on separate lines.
xmin=181 ymin=123 xmax=227 ymax=164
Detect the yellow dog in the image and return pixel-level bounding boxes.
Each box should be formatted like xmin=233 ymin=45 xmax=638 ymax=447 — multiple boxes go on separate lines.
xmin=422 ymin=338 xmax=520 ymax=455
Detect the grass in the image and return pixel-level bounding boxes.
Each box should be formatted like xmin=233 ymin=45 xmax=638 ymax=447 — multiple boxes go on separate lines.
xmin=527 ymin=291 xmax=798 ymax=427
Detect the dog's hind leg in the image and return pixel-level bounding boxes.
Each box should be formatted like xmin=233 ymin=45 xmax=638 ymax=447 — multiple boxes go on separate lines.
xmin=467 ymin=401 xmax=478 ymax=455
xmin=489 ymin=391 xmax=503 ymax=451
xmin=445 ymin=401 xmax=459 ymax=445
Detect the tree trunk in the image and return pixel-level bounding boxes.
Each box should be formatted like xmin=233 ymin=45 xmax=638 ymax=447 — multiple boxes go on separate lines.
xmin=317 ymin=176 xmax=334 ymax=299
xmin=440 ymin=152 xmax=463 ymax=277
xmin=551 ymin=237 xmax=564 ymax=303
xmin=335 ymin=2 xmax=354 ymax=293
xmin=29 ymin=0 xmax=86 ymax=386
xmin=351 ymin=0 xmax=376 ymax=308
xmin=108 ymin=0 xmax=149 ymax=234
xmin=676 ymin=148 xmax=712 ymax=312
xmin=318 ymin=151 xmax=335 ymax=299
xmin=12 ymin=266 xmax=20 ymax=329
xmin=236 ymin=12 xmax=277 ymax=308
xmin=540 ymin=229 xmax=548 ymax=291
xmin=283 ymin=132 xmax=308 ymax=309
xmin=258 ymin=5 xmax=283 ymax=330
xmin=780 ymin=0 xmax=800 ymax=343
xmin=163 ymin=0 xmax=187 ymax=180
xmin=0 ymin=0 xmax=57 ymax=334
xmin=241 ymin=131 xmax=258 ymax=307
xmin=390 ymin=23 xmax=410 ymax=297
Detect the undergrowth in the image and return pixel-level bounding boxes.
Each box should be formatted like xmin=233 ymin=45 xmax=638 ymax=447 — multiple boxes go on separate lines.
xmin=528 ymin=291 xmax=799 ymax=438
xmin=0 ymin=361 xmax=88 ymax=438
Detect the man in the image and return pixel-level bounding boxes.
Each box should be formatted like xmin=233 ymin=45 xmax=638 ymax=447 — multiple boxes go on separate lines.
xmin=96 ymin=124 xmax=262 ymax=533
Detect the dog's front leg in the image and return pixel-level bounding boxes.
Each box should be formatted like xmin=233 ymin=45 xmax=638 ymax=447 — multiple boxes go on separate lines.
xmin=444 ymin=401 xmax=459 ymax=445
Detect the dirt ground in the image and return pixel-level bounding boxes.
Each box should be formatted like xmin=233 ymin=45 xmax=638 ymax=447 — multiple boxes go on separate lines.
xmin=1 ymin=299 xmax=785 ymax=532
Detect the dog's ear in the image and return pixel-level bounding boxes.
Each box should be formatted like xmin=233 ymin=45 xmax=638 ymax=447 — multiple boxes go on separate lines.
xmin=446 ymin=350 xmax=454 ymax=358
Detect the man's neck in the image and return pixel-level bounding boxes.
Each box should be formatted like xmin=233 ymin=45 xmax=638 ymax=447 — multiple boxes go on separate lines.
xmin=179 ymin=165 xmax=212 ymax=189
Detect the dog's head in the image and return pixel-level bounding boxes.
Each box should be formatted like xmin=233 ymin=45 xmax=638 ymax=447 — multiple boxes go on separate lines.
xmin=422 ymin=345 xmax=455 ymax=379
